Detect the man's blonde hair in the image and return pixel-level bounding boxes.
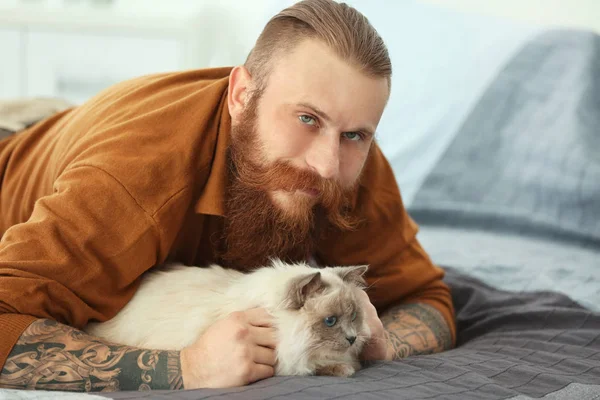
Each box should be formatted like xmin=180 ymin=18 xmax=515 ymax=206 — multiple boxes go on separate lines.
xmin=245 ymin=0 xmax=391 ymax=92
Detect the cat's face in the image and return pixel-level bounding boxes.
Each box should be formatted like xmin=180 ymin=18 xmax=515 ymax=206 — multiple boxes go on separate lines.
xmin=304 ymin=285 xmax=368 ymax=354
xmin=285 ymin=265 xmax=370 ymax=357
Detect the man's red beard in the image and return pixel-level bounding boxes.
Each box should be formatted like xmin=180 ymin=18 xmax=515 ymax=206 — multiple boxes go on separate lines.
xmin=219 ymin=95 xmax=358 ymax=270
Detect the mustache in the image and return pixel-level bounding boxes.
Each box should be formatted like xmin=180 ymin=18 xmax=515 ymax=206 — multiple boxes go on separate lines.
xmin=232 ymin=155 xmax=351 ymax=210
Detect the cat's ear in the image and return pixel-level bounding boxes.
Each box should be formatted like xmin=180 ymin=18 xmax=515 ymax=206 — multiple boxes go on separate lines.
xmin=285 ymin=271 xmax=327 ymax=309
xmin=336 ymin=265 xmax=369 ymax=287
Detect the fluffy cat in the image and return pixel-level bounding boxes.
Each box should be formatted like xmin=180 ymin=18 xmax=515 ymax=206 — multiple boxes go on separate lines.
xmin=85 ymin=259 xmax=371 ymax=377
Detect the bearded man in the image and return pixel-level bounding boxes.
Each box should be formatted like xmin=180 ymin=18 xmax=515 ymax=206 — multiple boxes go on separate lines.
xmin=0 ymin=0 xmax=455 ymax=392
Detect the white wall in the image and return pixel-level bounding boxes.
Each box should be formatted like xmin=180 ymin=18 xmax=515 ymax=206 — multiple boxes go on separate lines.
xmin=2 ymin=0 xmax=600 ymax=102
xmin=420 ymin=0 xmax=600 ymax=33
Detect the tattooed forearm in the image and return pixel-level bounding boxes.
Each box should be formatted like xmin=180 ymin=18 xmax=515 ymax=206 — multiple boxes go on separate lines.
xmin=0 ymin=319 xmax=184 ymax=392
xmin=380 ymin=303 xmax=452 ymax=360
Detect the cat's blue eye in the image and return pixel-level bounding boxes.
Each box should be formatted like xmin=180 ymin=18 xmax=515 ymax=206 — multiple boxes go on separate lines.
xmin=324 ymin=316 xmax=337 ymax=327
xmin=299 ymin=115 xmax=316 ymax=126
xmin=351 ymin=311 xmax=357 ymax=321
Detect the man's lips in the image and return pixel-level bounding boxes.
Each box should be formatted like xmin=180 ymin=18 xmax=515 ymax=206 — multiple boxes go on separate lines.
xmin=299 ymin=188 xmax=320 ymax=197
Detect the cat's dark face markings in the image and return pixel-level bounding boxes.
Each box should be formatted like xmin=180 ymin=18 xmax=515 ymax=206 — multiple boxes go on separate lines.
xmin=305 ymin=287 xmax=367 ymax=353
xmin=285 ymin=265 xmax=370 ymax=355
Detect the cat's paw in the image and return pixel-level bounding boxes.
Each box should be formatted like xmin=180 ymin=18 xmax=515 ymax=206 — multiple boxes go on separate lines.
xmin=316 ymin=363 xmax=356 ymax=377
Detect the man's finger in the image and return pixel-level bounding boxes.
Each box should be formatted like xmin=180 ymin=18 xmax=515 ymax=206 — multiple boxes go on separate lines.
xmin=244 ymin=307 xmax=274 ymax=327
xmin=252 ymin=344 xmax=277 ymax=366
xmin=250 ymin=326 xmax=278 ymax=349
xmin=249 ymin=363 xmax=275 ymax=383
xmin=357 ymin=289 xmax=370 ymax=301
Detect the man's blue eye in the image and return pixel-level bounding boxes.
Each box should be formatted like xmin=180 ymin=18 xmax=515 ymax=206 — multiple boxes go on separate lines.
xmin=299 ymin=115 xmax=316 ymax=125
xmin=343 ymin=132 xmax=362 ymax=141
xmin=324 ymin=316 xmax=337 ymax=327
xmin=351 ymin=311 xmax=357 ymax=321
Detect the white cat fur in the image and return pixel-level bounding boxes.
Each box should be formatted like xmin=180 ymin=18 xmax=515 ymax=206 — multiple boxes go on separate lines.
xmin=85 ymin=259 xmax=370 ymax=376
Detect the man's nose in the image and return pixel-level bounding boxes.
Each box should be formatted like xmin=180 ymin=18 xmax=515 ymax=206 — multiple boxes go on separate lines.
xmin=306 ymin=134 xmax=340 ymax=179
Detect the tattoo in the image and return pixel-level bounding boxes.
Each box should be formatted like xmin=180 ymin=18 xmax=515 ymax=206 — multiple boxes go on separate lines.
xmin=380 ymin=303 xmax=452 ymax=360
xmin=0 ymin=319 xmax=183 ymax=392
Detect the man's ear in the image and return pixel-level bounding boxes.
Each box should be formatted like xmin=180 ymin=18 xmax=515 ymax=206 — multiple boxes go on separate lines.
xmin=228 ymin=66 xmax=253 ymax=122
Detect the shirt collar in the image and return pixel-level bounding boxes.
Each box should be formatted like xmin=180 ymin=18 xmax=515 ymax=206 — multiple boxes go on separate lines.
xmin=194 ymin=90 xmax=231 ymax=217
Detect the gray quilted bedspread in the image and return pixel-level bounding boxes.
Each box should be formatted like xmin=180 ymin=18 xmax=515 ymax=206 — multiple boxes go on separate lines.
xmin=96 ymin=268 xmax=600 ymax=400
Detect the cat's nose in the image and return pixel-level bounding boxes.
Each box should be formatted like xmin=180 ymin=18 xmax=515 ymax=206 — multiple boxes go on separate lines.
xmin=346 ymin=336 xmax=356 ymax=345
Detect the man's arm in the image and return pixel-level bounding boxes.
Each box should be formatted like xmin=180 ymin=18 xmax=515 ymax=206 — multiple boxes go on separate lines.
xmin=380 ymin=303 xmax=453 ymax=359
xmin=0 ymin=319 xmax=182 ymax=392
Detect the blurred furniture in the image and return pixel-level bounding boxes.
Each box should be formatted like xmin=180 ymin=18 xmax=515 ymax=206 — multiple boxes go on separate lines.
xmin=0 ymin=0 xmax=218 ymax=104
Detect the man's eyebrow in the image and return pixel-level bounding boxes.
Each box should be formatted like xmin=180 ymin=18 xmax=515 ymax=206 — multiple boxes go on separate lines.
xmin=297 ymin=102 xmax=332 ymax=122
xmin=296 ymin=102 xmax=376 ymax=137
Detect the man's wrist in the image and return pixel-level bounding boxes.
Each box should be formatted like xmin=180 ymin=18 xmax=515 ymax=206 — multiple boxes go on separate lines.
xmin=380 ymin=303 xmax=453 ymax=359
xmin=179 ymin=347 xmax=194 ymax=390
xmin=383 ymin=329 xmax=395 ymax=361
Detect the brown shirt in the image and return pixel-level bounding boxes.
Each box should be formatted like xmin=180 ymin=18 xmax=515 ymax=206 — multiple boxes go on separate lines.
xmin=0 ymin=67 xmax=455 ymax=369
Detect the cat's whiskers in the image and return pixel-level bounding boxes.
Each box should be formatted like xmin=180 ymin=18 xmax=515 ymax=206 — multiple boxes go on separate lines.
xmin=362 ymin=278 xmax=381 ymax=293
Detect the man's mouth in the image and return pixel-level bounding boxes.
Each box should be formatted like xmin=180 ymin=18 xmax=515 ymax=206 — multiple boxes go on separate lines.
xmin=299 ymin=188 xmax=320 ymax=197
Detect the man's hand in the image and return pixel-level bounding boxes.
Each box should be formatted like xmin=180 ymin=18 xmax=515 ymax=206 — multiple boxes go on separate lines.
xmin=356 ymin=290 xmax=453 ymax=361
xmin=356 ymin=290 xmax=392 ymax=361
xmin=180 ymin=307 xmax=278 ymax=389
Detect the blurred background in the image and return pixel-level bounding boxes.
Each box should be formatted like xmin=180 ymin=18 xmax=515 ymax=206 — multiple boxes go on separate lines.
xmin=0 ymin=0 xmax=599 ymax=104
xmin=424 ymin=0 xmax=600 ymax=32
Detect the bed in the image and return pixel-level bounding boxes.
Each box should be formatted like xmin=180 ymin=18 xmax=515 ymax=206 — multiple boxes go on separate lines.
xmin=1 ymin=2 xmax=599 ymax=399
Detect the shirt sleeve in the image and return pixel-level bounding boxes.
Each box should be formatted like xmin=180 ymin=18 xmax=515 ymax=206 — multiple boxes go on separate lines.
xmin=0 ymin=165 xmax=163 ymax=370
xmin=316 ymin=144 xmax=456 ymax=345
